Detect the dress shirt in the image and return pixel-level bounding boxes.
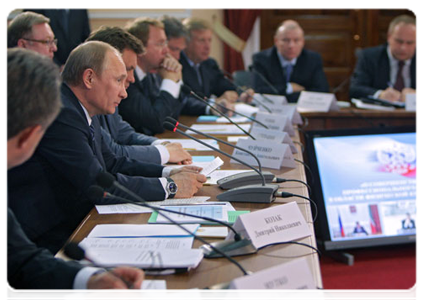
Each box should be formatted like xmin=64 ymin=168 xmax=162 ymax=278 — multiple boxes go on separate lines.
xmin=73 ymin=267 xmax=105 ymax=289
xmin=374 ymin=48 xmax=412 ymax=98
xmin=277 ymin=52 xmax=298 ymax=95
xmin=79 ymin=101 xmax=171 ymax=198
xmin=135 ymin=66 xmax=182 ymax=99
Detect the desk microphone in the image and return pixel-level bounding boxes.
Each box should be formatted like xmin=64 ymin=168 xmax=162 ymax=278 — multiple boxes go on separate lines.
xmin=163 ymin=120 xmax=279 ymax=203
xmin=182 ymin=85 xmax=256 ymax=139
xmin=219 ymin=68 xmax=275 ymax=110
xmin=94 ymin=174 xmax=256 ymax=263
xmin=249 ymin=65 xmax=280 ymax=95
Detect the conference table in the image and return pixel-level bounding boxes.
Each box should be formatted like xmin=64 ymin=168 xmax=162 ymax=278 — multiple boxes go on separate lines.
xmin=57 ymin=115 xmax=322 ymax=290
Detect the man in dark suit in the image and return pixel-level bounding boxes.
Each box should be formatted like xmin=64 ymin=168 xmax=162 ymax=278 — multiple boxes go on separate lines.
xmin=118 ymin=17 xmax=184 ymax=135
xmin=349 ymin=15 xmax=416 ymax=102
xmin=252 ymin=20 xmax=329 ymax=103
xmin=180 ymin=18 xmax=253 ymax=116
xmin=7 ymin=11 xmax=58 ymax=60
xmin=8 ymin=48 xmax=144 ymax=289
xmin=87 ymin=26 xmax=192 ymax=165
xmin=402 ymin=213 xmax=416 ymax=230
xmin=8 ymin=41 xmax=206 ymax=254
xmin=25 ymin=9 xmax=91 ymax=67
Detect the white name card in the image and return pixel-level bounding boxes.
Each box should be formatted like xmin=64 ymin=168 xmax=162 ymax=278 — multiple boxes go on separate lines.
xmin=405 ymin=93 xmax=416 ymax=111
xmin=297 ymin=91 xmax=339 ymax=113
xmin=254 ymin=93 xmax=288 ymax=106
xmin=250 ymin=127 xmax=297 ymax=154
xmin=254 ymin=112 xmax=295 ymax=137
xmin=231 ymin=139 xmax=296 ymax=169
xmin=227 ymin=202 xmax=312 ymax=249
xmin=230 ymin=257 xmax=315 ymax=289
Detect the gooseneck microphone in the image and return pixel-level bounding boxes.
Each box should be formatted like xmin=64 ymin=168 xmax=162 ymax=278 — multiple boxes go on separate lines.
xmin=95 ymin=173 xmax=255 ymax=265
xmin=163 ymin=120 xmax=279 ymax=203
xmin=182 ymin=85 xmax=256 ymax=140
xmin=249 ymin=65 xmax=280 ymax=95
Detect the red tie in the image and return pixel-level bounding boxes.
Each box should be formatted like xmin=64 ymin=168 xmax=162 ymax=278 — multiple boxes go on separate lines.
xmin=393 ymin=60 xmax=405 ymax=91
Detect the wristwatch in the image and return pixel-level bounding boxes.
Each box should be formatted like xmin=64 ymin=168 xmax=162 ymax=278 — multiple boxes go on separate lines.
xmin=166 ymin=177 xmax=178 ymax=198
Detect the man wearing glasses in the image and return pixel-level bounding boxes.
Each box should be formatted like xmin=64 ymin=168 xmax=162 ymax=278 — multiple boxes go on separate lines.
xmin=8 ymin=11 xmax=58 ymax=60
xmin=119 ymin=17 xmax=184 ymax=135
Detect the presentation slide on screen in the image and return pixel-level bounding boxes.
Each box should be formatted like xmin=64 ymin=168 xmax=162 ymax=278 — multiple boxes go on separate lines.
xmin=313 ymin=133 xmax=416 ymax=241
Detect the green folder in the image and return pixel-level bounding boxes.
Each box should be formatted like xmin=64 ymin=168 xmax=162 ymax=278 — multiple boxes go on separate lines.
xmin=148 ymin=210 xmax=250 ymax=224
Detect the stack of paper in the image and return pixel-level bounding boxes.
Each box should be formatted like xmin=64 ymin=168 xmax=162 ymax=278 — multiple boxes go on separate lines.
xmin=157 ymin=138 xmax=220 ymax=151
xmin=187 ymin=124 xmax=251 ymax=135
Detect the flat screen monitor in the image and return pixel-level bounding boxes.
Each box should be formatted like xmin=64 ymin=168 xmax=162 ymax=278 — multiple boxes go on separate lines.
xmin=305 ymin=126 xmax=416 ymax=251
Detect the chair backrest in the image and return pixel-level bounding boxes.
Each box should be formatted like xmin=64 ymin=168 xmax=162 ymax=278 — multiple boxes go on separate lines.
xmin=232 ymin=70 xmax=254 ymax=88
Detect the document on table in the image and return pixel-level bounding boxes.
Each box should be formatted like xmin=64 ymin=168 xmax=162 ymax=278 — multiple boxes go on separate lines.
xmin=157 ymin=138 xmax=220 ymax=151
xmin=200 ymin=156 xmax=224 ymax=176
xmin=79 ymin=237 xmax=194 ymax=252
xmin=186 ymin=124 xmax=251 ymax=135
xmin=84 ymin=248 xmax=204 ymax=269
xmin=87 ymin=224 xmax=200 ymax=238
xmin=215 ymin=116 xmax=250 ymax=123
xmin=95 ymin=196 xmax=211 ymax=214
xmin=141 ymin=280 xmax=167 ymax=289
xmin=206 ymin=169 xmax=251 ymax=185
xmin=155 ymin=205 xmax=229 ymax=224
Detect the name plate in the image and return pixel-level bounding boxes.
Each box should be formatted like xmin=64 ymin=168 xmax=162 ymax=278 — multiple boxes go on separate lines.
xmin=259 ymin=104 xmax=302 ymax=125
xmin=405 ymin=93 xmax=416 ymax=111
xmin=297 ymin=91 xmax=339 ymax=113
xmin=254 ymin=93 xmax=288 ymax=106
xmin=254 ymin=112 xmax=295 ymax=136
xmin=250 ymin=126 xmax=297 ymax=154
xmin=227 ymin=202 xmax=311 ymax=249
xmin=231 ymin=139 xmax=296 ymax=169
xmin=230 ymin=257 xmax=315 ymax=289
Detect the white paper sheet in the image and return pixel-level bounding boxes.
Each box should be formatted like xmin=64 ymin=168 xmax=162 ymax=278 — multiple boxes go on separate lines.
xmin=158 ymin=138 xmax=220 ymax=151
xmin=87 ymin=224 xmax=200 ymax=238
xmin=187 ymin=124 xmax=251 ymax=135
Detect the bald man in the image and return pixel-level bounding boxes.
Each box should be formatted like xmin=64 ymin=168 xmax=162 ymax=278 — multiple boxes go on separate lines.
xmin=252 ymin=20 xmax=329 ymax=103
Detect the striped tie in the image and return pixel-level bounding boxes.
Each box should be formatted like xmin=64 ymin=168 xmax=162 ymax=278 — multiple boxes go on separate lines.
xmin=89 ymin=124 xmax=96 ymax=155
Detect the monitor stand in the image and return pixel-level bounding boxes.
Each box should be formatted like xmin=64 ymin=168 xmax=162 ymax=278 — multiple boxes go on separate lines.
xmin=323 ymin=250 xmax=354 ymax=266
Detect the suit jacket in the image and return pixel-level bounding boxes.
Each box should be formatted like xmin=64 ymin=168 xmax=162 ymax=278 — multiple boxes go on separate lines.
xmin=8 ymin=84 xmax=165 ymax=253
xmin=252 ymin=46 xmax=329 ymax=102
xmin=180 ymin=52 xmax=235 ymax=99
xmin=98 ymin=109 xmax=161 ymax=164
xmin=8 ymin=209 xmax=82 ymax=289
xmin=349 ymin=44 xmax=416 ymax=99
xmin=118 ymin=72 xmax=183 ymax=135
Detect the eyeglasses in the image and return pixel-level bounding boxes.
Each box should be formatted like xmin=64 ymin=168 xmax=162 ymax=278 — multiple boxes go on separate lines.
xmin=22 ymin=38 xmax=58 ymax=47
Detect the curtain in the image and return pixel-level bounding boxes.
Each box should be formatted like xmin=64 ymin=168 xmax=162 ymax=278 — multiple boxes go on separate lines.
xmin=223 ymin=9 xmax=261 ymax=73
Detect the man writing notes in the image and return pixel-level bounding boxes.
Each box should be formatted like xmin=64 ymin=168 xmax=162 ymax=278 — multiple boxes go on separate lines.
xmin=349 ymin=15 xmax=416 ymax=102
xmin=8 ymin=41 xmax=206 ymax=254
xmin=252 ymin=20 xmax=329 ymax=103
xmin=179 ymin=18 xmax=253 ymax=116
xmin=8 ymin=48 xmax=144 ymax=289
xmin=86 ymin=26 xmax=192 ymax=165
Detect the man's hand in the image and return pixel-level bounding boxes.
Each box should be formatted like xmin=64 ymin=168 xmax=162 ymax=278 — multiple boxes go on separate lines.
xmin=158 ymin=54 xmax=182 ymax=82
xmin=290 ymin=82 xmax=305 ymax=93
xmin=379 ymin=87 xmax=401 ymax=102
xmin=239 ymin=88 xmax=254 ymax=103
xmin=212 ymin=98 xmax=235 ymax=117
xmin=169 ymin=165 xmax=203 ymax=176
xmin=170 ymin=171 xmax=207 ymax=198
xmin=87 ymin=267 xmax=144 ymax=289
xmin=85 ymin=289 xmax=142 ymax=300
xmin=218 ymin=90 xmax=238 ymax=103
xmin=165 ymin=142 xmax=192 ymax=164
xmin=400 ymin=88 xmax=416 ymax=102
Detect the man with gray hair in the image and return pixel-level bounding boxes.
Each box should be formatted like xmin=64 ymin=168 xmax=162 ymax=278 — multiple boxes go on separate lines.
xmin=7 ymin=11 xmax=58 ymax=59
xmin=7 ymin=48 xmax=145 ymax=289
xmin=350 ymin=14 xmax=416 ymax=102
xmin=8 ymin=41 xmax=206 ymax=254
xmin=252 ymin=19 xmax=329 ymax=103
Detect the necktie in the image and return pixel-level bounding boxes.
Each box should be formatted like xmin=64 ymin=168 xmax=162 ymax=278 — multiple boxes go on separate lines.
xmin=195 ymin=64 xmax=203 ymax=87
xmin=285 ymin=63 xmax=293 ymax=84
xmin=89 ymin=124 xmax=97 ymax=155
xmin=393 ymin=60 xmax=405 ymax=92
